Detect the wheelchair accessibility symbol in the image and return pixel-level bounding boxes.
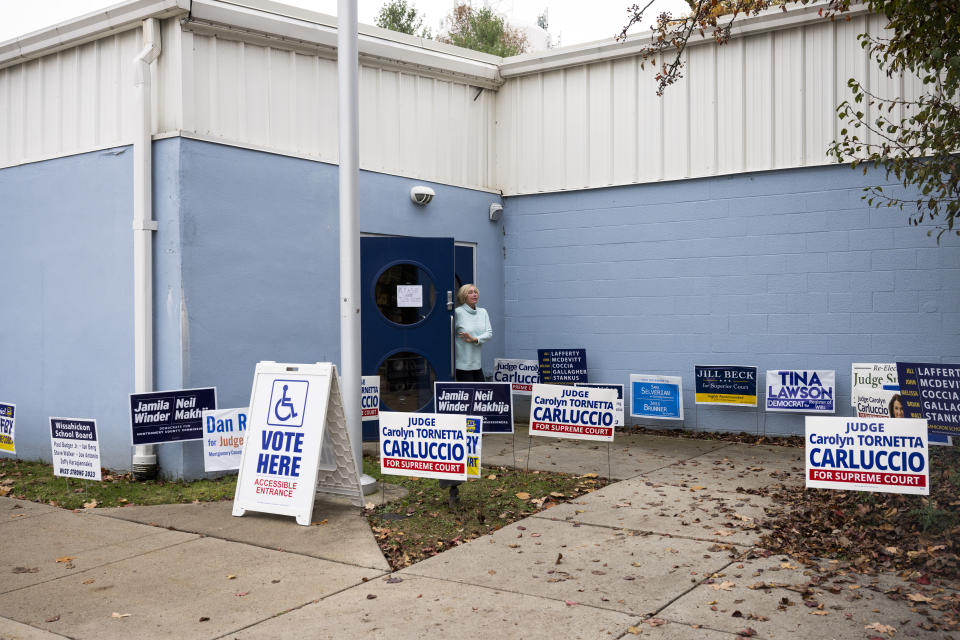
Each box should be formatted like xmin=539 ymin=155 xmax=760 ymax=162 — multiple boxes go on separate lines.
xmin=267 ymin=379 xmax=308 ymax=427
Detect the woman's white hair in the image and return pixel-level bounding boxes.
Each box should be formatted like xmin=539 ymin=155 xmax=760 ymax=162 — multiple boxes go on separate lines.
xmin=456 ymin=283 xmax=478 ymax=306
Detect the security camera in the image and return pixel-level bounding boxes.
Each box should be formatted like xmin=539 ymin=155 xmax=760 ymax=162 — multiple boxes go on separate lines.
xmin=489 ymin=203 xmax=503 ymax=221
xmin=410 ymin=186 xmax=435 ymax=205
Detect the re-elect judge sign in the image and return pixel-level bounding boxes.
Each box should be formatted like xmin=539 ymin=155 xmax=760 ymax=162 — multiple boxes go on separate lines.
xmin=529 ymin=384 xmax=618 ymax=442
xmin=806 ymin=416 xmax=928 ymax=495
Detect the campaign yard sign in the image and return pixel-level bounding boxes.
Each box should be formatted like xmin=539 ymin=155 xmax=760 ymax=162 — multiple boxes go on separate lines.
xmin=630 ymin=375 xmax=684 ymax=420
xmin=379 ymin=412 xmax=468 ymax=481
xmin=575 ymin=383 xmax=624 ymax=426
xmin=49 ymin=418 xmax=101 ymax=481
xmin=538 ymin=349 xmax=588 ymax=385
xmin=851 ymin=363 xmax=899 ymax=408
xmin=361 ymin=376 xmax=380 ymax=421
xmin=765 ymin=370 xmax=836 ymax=414
xmin=466 ymin=416 xmax=482 ymax=478
xmin=529 ymin=384 xmax=618 ymax=442
xmin=896 ymin=362 xmax=960 ymax=437
xmin=806 ymin=417 xmax=928 ymax=495
xmin=0 ymin=403 xmax=14 ymax=454
xmin=433 ymin=382 xmax=514 ymax=433
xmin=695 ymin=366 xmax=757 ymax=406
xmin=130 ymin=387 xmax=217 ymax=445
xmin=233 ymin=362 xmax=363 ymax=525
xmin=202 ymin=408 xmax=248 ymax=472
xmin=493 ymin=358 xmax=540 ymax=395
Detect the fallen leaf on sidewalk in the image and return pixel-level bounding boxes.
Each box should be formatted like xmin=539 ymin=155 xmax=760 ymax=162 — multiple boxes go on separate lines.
xmin=864 ymin=622 xmax=895 ymax=634
xmin=366 ymin=594 xmax=377 ymax=599
xmin=199 ymin=617 xmax=210 ymax=622
xmin=235 ymin=592 xmax=249 ymax=597
xmin=110 ymin=612 xmax=131 ymax=619
xmin=44 ymin=614 xmax=60 ymax=622
xmin=82 ymin=579 xmax=94 ymax=584
xmin=711 ymin=581 xmax=735 ymax=591
xmin=646 ymin=618 xmax=666 ymax=627
xmin=55 ymin=557 xmax=76 ymax=563
xmin=385 ymin=576 xmax=403 ymax=584
xmin=809 ymin=611 xmax=829 ymax=616
xmin=690 ymin=485 xmax=706 ymax=491
xmin=564 ymin=600 xmax=578 ymax=606
xmin=626 ymin=626 xmax=641 ymax=635
xmin=226 ymin=575 xmax=237 ymax=580
xmin=907 ymin=593 xmax=932 ymax=602
xmin=83 ymin=500 xmax=98 ymax=509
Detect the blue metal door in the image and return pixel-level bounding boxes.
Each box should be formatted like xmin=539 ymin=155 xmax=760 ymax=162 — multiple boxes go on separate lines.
xmin=361 ymin=236 xmax=455 ymax=440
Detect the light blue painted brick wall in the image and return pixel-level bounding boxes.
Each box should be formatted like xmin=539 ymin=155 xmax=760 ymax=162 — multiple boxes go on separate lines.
xmin=502 ymin=164 xmax=960 ymax=435
xmin=0 ymin=147 xmax=134 ymax=469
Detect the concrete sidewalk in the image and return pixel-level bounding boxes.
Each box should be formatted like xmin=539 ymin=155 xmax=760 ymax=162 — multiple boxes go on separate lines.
xmin=1 ymin=432 xmax=954 ymax=640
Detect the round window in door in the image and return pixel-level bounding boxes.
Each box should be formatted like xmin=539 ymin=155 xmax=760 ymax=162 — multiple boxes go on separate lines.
xmin=377 ymin=351 xmax=437 ymax=412
xmin=374 ymin=263 xmax=437 ymax=326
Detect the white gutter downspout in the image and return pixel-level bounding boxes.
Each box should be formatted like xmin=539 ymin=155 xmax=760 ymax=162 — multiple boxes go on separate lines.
xmin=132 ymin=18 xmax=161 ymax=480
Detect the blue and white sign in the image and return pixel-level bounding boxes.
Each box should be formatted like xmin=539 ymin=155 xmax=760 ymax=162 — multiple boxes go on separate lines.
xmin=0 ymin=402 xmax=14 ymax=454
xmin=493 ymin=358 xmax=540 ymax=395
xmin=234 ymin=362 xmax=352 ymax=526
xmin=851 ymin=363 xmax=899 ymax=408
xmin=130 ymin=387 xmax=217 ymax=445
xmin=630 ymin=375 xmax=684 ymax=420
xmin=379 ymin=411 xmax=468 ymax=481
xmin=896 ymin=362 xmax=960 ymax=437
xmin=806 ymin=417 xmax=928 ymax=495
xmin=49 ymin=418 xmax=101 ymax=481
xmin=530 ymin=384 xmax=618 ymax=442
xmin=202 ymin=407 xmax=248 ymax=472
xmin=765 ymin=370 xmax=836 ymax=414
xmin=538 ymin=349 xmax=588 ymax=384
xmin=576 ymin=383 xmax=624 ymax=426
xmin=434 ymin=382 xmax=514 ymax=433
xmin=267 ymin=379 xmax=308 ymax=428
xmin=361 ymin=376 xmax=380 ymax=422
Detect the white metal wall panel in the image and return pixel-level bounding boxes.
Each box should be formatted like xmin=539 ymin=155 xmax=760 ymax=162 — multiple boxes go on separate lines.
xmin=716 ymin=38 xmax=746 ymax=174
xmin=773 ymin=28 xmax=803 ymax=168
xmin=0 ymin=30 xmax=139 ymax=168
xmin=495 ymin=10 xmax=915 ymax=195
xmin=611 ymin=57 xmax=638 ymax=186
xmin=803 ymin=21 xmax=835 ymax=165
xmin=743 ymin=33 xmax=774 ymax=173
xmin=661 ymin=52 xmax=690 ymax=181
xmin=181 ymin=31 xmax=497 ymax=191
xmin=688 ymin=45 xmax=717 ymax=178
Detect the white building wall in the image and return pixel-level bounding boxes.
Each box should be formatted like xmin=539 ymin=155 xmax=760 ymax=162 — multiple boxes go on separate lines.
xmin=495 ymin=9 xmax=925 ymax=196
xmin=0 ymin=29 xmax=141 ymax=167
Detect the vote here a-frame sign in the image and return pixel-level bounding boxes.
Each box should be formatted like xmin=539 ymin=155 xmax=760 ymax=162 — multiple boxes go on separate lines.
xmin=232 ymin=362 xmax=363 ymax=526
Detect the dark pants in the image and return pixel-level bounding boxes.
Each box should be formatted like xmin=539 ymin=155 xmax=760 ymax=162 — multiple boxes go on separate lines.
xmin=441 ymin=369 xmax=483 ymax=490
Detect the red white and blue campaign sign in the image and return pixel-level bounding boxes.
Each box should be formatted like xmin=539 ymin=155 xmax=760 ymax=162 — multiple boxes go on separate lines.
xmin=530 ymin=383 xmax=618 ymax=442
xmin=493 ymin=358 xmax=540 ymax=395
xmin=695 ymin=366 xmax=757 ymax=406
xmin=765 ymin=370 xmax=835 ymax=414
xmin=538 ymin=349 xmax=588 ymax=384
xmin=895 ymin=362 xmax=960 ymax=437
xmin=806 ymin=416 xmax=928 ymax=495
xmin=49 ymin=418 xmax=101 ymax=481
xmin=630 ymin=374 xmax=684 ymax=420
xmin=130 ymin=387 xmax=217 ymax=445
xmin=433 ymin=382 xmax=514 ymax=433
xmin=379 ymin=411 xmax=468 ymax=481
xmin=361 ymin=375 xmax=379 ymax=422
